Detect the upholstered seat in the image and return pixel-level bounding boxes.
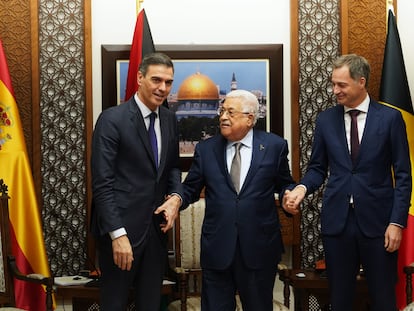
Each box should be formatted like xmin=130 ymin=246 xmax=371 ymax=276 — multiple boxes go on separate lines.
xmin=404 ymin=302 xmax=414 ymax=311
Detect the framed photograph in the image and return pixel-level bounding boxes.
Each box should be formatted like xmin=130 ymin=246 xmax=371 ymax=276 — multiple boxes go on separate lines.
xmin=101 ymin=44 xmax=283 ymax=171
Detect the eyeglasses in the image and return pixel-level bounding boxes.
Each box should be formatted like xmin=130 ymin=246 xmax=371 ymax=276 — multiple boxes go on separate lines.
xmin=217 ymin=107 xmax=251 ymax=118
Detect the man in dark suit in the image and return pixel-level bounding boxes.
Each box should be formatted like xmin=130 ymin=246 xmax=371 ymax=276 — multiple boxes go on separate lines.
xmin=284 ymin=54 xmax=412 ymax=311
xmin=91 ymin=52 xmax=182 ymax=311
xmin=182 ymin=89 xmax=295 ymax=311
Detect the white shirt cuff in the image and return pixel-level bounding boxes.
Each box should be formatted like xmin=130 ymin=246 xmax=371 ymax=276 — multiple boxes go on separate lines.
xmin=109 ymin=227 xmax=127 ymax=240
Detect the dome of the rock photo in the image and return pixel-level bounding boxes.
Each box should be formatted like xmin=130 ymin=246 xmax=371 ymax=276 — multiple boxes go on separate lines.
xmin=177 ymin=72 xmax=219 ymax=100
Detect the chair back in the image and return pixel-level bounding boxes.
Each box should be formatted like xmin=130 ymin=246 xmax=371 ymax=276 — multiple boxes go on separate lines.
xmin=174 ymin=199 xmax=205 ymax=270
xmin=0 ymin=179 xmax=15 ymax=306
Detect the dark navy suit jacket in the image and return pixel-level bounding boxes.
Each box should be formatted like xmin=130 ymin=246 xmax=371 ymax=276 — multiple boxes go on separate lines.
xmin=301 ymin=100 xmax=412 ymax=237
xmin=182 ymin=129 xmax=295 ymax=270
xmin=90 ymin=97 xmax=182 ymax=248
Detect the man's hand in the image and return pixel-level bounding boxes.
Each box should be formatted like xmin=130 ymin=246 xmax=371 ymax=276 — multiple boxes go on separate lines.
xmin=154 ymin=194 xmax=181 ymax=233
xmin=282 ymin=185 xmax=306 ymax=215
xmin=112 ymin=235 xmax=133 ymax=271
xmin=384 ymin=224 xmax=402 ymax=252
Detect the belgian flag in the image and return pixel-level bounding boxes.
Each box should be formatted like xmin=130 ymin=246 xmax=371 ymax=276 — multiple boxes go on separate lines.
xmin=379 ymin=9 xmax=414 ymax=310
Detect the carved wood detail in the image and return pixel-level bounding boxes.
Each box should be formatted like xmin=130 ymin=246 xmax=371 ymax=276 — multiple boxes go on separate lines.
xmin=347 ymin=0 xmax=387 ymax=100
xmin=0 ymin=0 xmax=33 ymax=163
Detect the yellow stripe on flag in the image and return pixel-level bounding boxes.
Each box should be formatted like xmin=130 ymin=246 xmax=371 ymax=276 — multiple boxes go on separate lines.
xmin=380 ymin=102 xmax=414 ymax=216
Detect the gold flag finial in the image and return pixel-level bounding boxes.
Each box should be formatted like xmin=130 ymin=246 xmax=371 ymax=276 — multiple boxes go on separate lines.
xmin=136 ymin=0 xmax=144 ymax=15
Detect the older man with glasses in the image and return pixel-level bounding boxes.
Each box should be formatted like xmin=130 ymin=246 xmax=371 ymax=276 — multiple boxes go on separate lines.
xmin=180 ymin=89 xmax=295 ymax=311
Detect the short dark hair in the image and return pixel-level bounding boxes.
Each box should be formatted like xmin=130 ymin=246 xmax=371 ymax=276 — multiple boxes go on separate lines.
xmin=138 ymin=52 xmax=174 ymax=76
xmin=333 ymin=54 xmax=370 ymax=88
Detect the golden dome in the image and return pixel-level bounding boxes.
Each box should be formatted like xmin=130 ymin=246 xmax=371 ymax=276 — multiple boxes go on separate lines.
xmin=177 ymin=72 xmax=219 ymax=100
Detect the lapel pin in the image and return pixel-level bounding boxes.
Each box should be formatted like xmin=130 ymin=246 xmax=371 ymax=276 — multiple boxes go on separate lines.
xmin=259 ymin=144 xmax=265 ymax=150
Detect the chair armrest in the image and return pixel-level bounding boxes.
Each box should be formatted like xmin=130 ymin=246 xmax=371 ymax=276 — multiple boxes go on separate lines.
xmin=8 ymin=255 xmax=54 ymax=311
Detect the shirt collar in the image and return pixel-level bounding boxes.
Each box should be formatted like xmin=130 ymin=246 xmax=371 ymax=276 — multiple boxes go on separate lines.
xmin=135 ymin=93 xmax=159 ymax=117
xmin=227 ymin=128 xmax=253 ymax=149
xmin=344 ymin=94 xmax=370 ymax=114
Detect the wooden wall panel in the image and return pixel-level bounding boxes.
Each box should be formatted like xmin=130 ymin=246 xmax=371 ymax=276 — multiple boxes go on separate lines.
xmin=0 ymin=0 xmax=34 ymax=164
xmin=345 ymin=0 xmax=388 ymax=99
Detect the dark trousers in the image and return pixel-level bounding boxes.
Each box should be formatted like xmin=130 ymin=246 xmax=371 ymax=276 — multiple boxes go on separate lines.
xmin=98 ymin=223 xmax=166 ymax=311
xmin=201 ymin=240 xmax=277 ymax=311
xmin=323 ymin=207 xmax=398 ymax=311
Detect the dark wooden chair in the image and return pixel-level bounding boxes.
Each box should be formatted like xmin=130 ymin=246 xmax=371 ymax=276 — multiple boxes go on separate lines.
xmin=404 ymin=263 xmax=414 ymax=306
xmin=0 ymin=179 xmax=54 ymax=311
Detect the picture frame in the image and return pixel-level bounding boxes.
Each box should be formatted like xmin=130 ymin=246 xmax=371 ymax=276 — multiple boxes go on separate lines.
xmin=101 ymin=44 xmax=283 ymax=171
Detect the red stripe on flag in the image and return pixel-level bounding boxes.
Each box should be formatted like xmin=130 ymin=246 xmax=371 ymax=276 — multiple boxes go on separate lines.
xmin=397 ymin=214 xmax=414 ymax=307
xmin=0 ymin=42 xmax=13 ymax=96
xmin=10 ymin=226 xmax=46 ymax=310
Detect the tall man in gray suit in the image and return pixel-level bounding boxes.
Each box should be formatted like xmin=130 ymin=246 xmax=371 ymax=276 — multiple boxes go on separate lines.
xmin=91 ymin=52 xmax=182 ymax=311
xmin=182 ymin=90 xmax=295 ymax=311
xmin=284 ymin=54 xmax=412 ymax=311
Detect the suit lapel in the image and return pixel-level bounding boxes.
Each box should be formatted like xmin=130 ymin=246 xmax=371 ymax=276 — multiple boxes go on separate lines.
xmin=332 ymin=105 xmax=353 ymax=166
xmin=242 ymin=132 xmax=265 ymax=192
xmin=358 ymin=100 xmax=381 ymax=162
xmin=128 ymin=99 xmax=158 ymax=170
xmin=213 ymin=136 xmax=233 ymax=190
xmin=158 ymin=109 xmax=169 ymax=175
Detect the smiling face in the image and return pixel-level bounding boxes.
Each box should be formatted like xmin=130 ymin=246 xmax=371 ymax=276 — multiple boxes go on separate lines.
xmin=331 ymin=65 xmax=367 ymax=109
xmin=219 ymin=97 xmax=254 ymax=142
xmin=137 ymin=64 xmax=174 ymax=111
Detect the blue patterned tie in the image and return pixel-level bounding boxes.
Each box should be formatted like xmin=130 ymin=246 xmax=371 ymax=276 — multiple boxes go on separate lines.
xmin=148 ymin=112 xmax=158 ymax=168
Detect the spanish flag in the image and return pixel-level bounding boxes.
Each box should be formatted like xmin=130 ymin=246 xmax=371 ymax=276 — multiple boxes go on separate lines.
xmin=124 ymin=8 xmax=155 ymax=102
xmin=379 ymin=10 xmax=414 ymax=310
xmin=0 ymin=39 xmax=52 ymax=310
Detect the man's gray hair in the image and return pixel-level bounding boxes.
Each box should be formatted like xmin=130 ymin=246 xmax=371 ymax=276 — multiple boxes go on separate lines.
xmin=225 ymin=89 xmax=260 ymax=125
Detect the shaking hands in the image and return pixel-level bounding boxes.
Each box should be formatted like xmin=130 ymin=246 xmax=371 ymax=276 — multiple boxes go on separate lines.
xmin=282 ymin=185 xmax=307 ymax=215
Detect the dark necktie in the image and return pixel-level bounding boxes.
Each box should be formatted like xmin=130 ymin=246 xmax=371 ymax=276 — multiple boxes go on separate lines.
xmin=348 ymin=109 xmax=361 ymax=165
xmin=230 ymin=142 xmax=241 ymax=193
xmin=148 ymin=112 xmax=158 ymax=168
